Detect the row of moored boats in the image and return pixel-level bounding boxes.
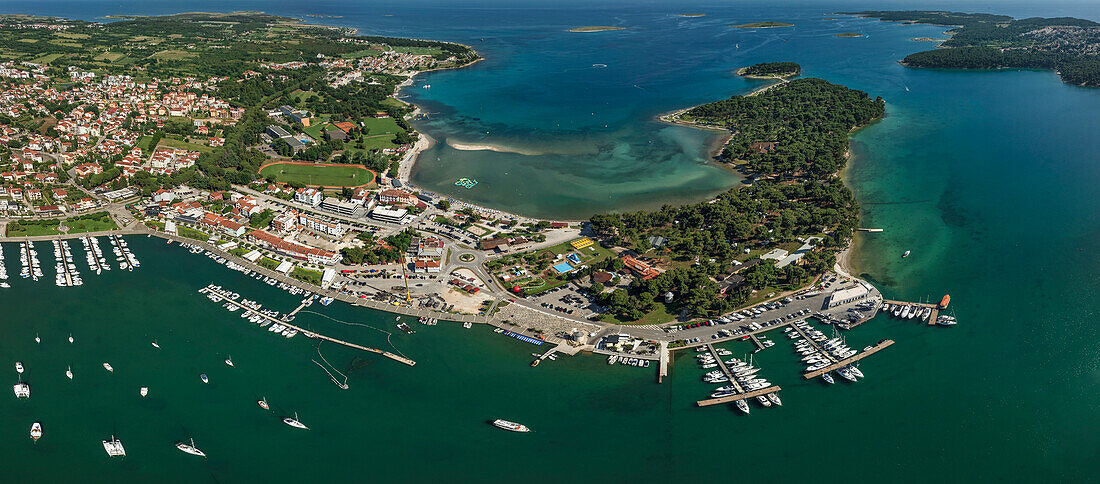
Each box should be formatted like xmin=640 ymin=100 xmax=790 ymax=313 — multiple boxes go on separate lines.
xmin=787 ymin=321 xmax=864 ymax=384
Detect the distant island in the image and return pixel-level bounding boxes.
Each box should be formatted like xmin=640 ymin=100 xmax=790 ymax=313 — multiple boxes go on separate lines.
xmin=569 ymin=26 xmax=626 ymax=32
xmin=731 ymin=22 xmax=794 ymax=29
xmin=305 ymin=15 xmax=344 ymax=18
xmin=843 ymin=11 xmax=1100 ymax=87
xmin=835 ymin=33 xmax=863 ymax=38
xmin=738 ymin=62 xmax=801 ymax=79
xmin=678 ymin=13 xmax=706 ymax=18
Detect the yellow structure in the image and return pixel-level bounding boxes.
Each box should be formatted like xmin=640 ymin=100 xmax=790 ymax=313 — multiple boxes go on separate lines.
xmin=570 ymin=237 xmax=594 ymax=250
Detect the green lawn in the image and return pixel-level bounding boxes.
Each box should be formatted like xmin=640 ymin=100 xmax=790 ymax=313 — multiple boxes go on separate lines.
xmin=6 ymin=212 xmax=117 ymax=236
xmin=290 ymin=267 xmax=323 ymax=285
xmin=135 ymin=135 xmax=155 ymax=151
xmin=360 ymin=116 xmax=402 ymax=136
xmin=258 ymin=257 xmax=280 ymax=270
xmin=259 ymin=162 xmax=374 ymax=187
xmin=177 ymin=225 xmax=209 ymax=241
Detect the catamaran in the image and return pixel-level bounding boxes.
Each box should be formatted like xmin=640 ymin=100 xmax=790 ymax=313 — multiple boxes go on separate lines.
xmin=176 ymin=438 xmax=206 ymax=457
xmin=102 ymin=436 xmax=126 ymax=457
xmin=13 ymin=382 xmax=30 ymax=398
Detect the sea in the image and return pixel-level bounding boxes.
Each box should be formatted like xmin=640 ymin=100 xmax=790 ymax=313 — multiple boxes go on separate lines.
xmin=1 ymin=0 xmax=1099 ymax=482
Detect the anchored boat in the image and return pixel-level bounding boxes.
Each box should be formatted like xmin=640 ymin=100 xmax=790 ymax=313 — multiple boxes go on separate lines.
xmin=283 ymin=412 xmax=308 ymax=430
xmin=102 ymin=436 xmax=126 ymax=457
xmin=491 ymin=419 xmax=530 ymax=432
xmin=30 ymin=422 xmax=42 ymax=442
xmin=176 ymin=438 xmax=206 ymax=457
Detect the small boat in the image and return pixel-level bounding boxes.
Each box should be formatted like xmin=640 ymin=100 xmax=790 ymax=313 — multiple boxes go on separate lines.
xmin=31 ymin=422 xmax=42 ymax=442
xmin=822 ymin=373 xmax=835 ymax=384
xmin=103 ymin=363 xmax=113 ymax=372
xmin=176 ymin=438 xmax=206 ymax=457
xmin=34 ymin=334 xmax=40 ymax=344
xmin=16 ymin=362 xmax=24 ymax=374
xmin=102 ymin=436 xmax=126 ymax=457
xmin=151 ymin=340 xmax=160 ymax=349
xmin=66 ymin=366 xmax=73 ymax=380
xmin=767 ymin=392 xmax=782 ymax=406
xmin=283 ymin=412 xmax=308 ymax=429
xmin=225 ymin=356 xmax=234 ymax=367
xmin=735 ymin=399 xmax=750 ymax=414
xmin=902 ymin=250 xmax=910 ymax=258
xmin=200 ymin=374 xmax=209 ymax=384
xmin=68 ymin=334 xmax=74 ymax=344
xmin=14 ymin=382 xmax=30 ymax=398
xmin=258 ymin=397 xmax=270 ymax=410
xmin=491 ymin=419 xmax=530 ymax=432
xmin=140 ymin=387 xmax=148 ymax=397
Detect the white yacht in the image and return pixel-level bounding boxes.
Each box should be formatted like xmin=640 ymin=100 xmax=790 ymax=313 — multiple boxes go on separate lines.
xmin=14 ymin=382 xmax=30 ymax=398
xmin=756 ymin=395 xmax=772 ymax=407
xmin=103 ymin=362 xmax=113 ymax=372
xmin=66 ymin=366 xmax=73 ymax=380
xmin=225 ymin=356 xmax=234 ymax=367
xmin=767 ymin=392 xmax=782 ymax=406
xmin=31 ymin=422 xmax=42 ymax=442
xmin=734 ymin=399 xmax=750 ymax=414
xmin=176 ymin=438 xmax=206 ymax=457
xmin=283 ymin=412 xmax=309 ymax=429
xmin=140 ymin=387 xmax=148 ymax=397
xmin=15 ymin=361 xmax=24 ymax=374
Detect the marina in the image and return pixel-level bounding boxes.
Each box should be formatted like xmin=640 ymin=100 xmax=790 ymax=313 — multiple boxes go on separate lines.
xmin=199 ymin=284 xmax=416 ymax=366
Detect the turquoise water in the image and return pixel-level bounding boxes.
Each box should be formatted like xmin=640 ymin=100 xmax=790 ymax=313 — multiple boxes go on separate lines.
xmin=1 ymin=0 xmax=1100 ymax=481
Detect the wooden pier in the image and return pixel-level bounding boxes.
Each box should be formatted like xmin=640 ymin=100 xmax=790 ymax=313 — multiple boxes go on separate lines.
xmin=748 ymin=333 xmax=765 ymax=350
xmin=696 ymin=385 xmax=782 ymax=407
xmin=201 ymin=286 xmax=416 ymax=366
xmin=802 ymin=339 xmax=893 ymax=379
xmin=883 ymin=299 xmax=943 ymax=326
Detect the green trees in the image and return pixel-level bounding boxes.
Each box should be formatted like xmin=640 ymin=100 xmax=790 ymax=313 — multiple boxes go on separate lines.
xmin=271 ymin=138 xmax=293 ymax=157
xmin=741 ymin=62 xmax=801 ymax=77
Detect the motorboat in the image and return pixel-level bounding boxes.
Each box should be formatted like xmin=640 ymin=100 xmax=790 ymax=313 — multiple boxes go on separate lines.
xmin=225 ymin=356 xmax=234 ymax=367
xmin=140 ymin=387 xmax=148 ymax=397
xmin=102 ymin=362 xmax=113 ymax=372
xmin=491 ymin=419 xmax=530 ymax=432
xmin=258 ymin=397 xmax=270 ymax=410
xmin=767 ymin=392 xmax=782 ymax=406
xmin=756 ymin=395 xmax=771 ymax=407
xmin=735 ymin=399 xmax=750 ymax=414
xmin=902 ymin=250 xmax=910 ymax=258
xmin=152 ymin=340 xmax=160 ymax=349
xmin=66 ymin=366 xmax=73 ymax=380
xmin=68 ymin=334 xmax=74 ymax=344
xmin=31 ymin=422 xmax=42 ymax=442
xmin=200 ymin=374 xmax=209 ymax=384
xmin=822 ymin=373 xmax=835 ymax=384
xmin=15 ymin=361 xmax=23 ymax=374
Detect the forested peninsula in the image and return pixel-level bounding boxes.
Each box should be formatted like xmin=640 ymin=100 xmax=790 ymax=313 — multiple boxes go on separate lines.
xmin=844 ymin=11 xmax=1100 ymax=87
xmin=589 ymin=79 xmax=884 ymax=321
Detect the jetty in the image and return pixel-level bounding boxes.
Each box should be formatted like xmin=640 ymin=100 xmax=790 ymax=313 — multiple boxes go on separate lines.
xmin=883 ymin=299 xmax=943 ymax=326
xmin=691 ymin=343 xmax=781 ymax=407
xmin=803 ymin=339 xmax=893 ymax=379
xmin=200 ymin=285 xmax=416 ymax=367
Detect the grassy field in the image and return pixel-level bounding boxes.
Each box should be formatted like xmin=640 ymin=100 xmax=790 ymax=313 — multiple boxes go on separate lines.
xmin=158 ymin=137 xmax=215 ymax=153
xmin=177 ymin=225 xmax=209 ymax=241
xmin=31 ymin=53 xmax=64 ymax=64
xmin=360 ymin=116 xmax=402 ymax=136
xmin=259 ymin=162 xmax=374 ymax=187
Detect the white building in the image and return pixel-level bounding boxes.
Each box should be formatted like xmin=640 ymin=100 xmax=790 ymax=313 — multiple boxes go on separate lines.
xmin=369 ymin=206 xmax=410 ymax=224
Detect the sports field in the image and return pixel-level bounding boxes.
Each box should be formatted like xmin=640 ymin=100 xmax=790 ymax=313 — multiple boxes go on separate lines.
xmin=258 ymin=161 xmax=375 ymax=187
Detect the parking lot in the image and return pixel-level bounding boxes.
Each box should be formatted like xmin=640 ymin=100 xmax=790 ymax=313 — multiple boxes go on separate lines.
xmin=528 ymin=283 xmax=600 ymax=318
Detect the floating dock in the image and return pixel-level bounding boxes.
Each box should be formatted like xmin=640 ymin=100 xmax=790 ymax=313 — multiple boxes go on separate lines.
xmin=696 ymin=385 xmax=783 ymax=407
xmin=802 ymin=339 xmax=893 ymax=379
xmin=504 ymin=331 xmax=544 ymax=346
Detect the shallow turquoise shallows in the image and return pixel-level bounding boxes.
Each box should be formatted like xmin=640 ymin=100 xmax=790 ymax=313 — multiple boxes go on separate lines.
xmin=2 ymin=0 xmax=1100 ymax=482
